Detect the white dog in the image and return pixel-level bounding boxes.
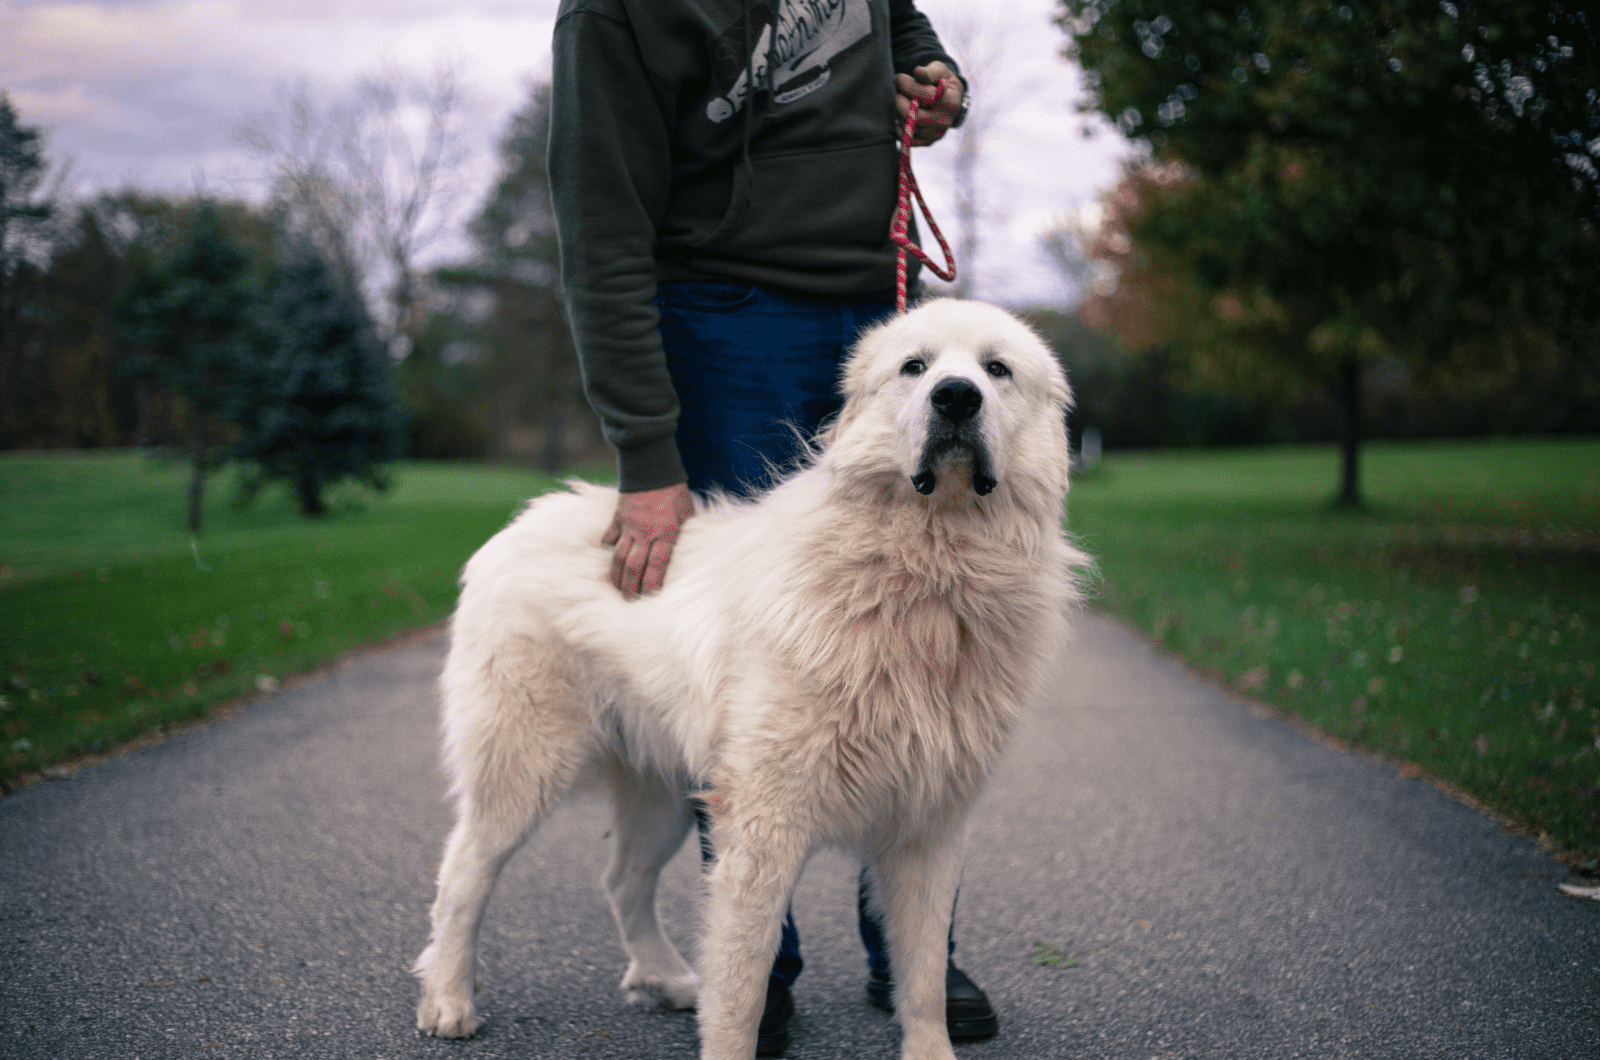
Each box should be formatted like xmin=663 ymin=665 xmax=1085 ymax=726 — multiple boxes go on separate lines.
xmin=413 ymin=300 xmax=1089 ymax=1060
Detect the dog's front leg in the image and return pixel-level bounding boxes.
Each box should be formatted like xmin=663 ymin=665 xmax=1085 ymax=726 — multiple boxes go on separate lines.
xmin=696 ymin=836 xmax=806 ymax=1060
xmin=873 ymin=827 xmax=967 ymax=1060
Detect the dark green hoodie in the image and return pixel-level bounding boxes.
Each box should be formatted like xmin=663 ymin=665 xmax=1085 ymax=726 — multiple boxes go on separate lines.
xmin=549 ymin=0 xmax=961 ymax=491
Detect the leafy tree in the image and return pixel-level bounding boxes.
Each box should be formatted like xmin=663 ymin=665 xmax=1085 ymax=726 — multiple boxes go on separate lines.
xmin=234 ymin=246 xmax=403 ymax=516
xmin=235 ymin=65 xmax=467 ymax=358
xmin=1060 ymin=0 xmax=1600 ymax=504
xmin=0 ymin=94 xmax=64 ymax=445
xmin=122 ymin=201 xmax=263 ymax=531
xmin=40 ymin=211 xmax=126 ymax=446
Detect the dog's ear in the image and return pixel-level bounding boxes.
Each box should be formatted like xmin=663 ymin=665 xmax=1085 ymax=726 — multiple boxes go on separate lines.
xmin=1050 ymin=366 xmax=1074 ymax=416
xmin=823 ymin=315 xmax=898 ymax=448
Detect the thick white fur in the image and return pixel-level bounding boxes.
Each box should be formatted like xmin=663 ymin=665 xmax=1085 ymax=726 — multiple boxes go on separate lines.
xmin=412 ymin=300 xmax=1090 ymax=1060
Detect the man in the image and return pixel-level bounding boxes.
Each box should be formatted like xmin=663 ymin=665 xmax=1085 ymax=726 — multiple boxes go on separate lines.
xmin=550 ymin=1 xmax=992 ymax=1052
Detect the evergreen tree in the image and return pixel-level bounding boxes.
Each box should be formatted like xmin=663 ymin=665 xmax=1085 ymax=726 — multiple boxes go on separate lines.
xmin=235 ymin=245 xmax=402 ymax=516
xmin=122 ymin=201 xmax=262 ymax=531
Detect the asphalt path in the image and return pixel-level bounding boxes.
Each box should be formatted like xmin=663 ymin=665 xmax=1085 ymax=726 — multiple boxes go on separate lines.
xmin=2 ymin=614 xmax=1596 ymax=1059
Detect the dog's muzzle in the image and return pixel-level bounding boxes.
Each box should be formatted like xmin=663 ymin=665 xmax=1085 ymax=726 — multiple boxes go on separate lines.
xmin=912 ymin=380 xmax=997 ymax=496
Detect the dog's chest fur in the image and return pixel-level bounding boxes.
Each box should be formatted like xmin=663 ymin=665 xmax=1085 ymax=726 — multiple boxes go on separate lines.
xmin=721 ymin=497 xmax=1066 ymax=829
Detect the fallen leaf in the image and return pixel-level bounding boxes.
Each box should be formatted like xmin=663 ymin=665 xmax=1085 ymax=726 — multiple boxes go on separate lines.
xmin=1236 ymin=665 xmax=1268 ymax=690
xmin=194 ymin=977 xmax=212 ymax=983
xmin=1136 ymin=919 xmax=1152 ymax=931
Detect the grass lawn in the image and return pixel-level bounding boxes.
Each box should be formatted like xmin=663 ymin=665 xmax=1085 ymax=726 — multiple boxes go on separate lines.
xmin=5 ymin=441 xmax=1596 ymax=859
xmin=1066 ymin=437 xmax=1600 ymax=858
xmin=0 ymin=452 xmax=583 ymax=787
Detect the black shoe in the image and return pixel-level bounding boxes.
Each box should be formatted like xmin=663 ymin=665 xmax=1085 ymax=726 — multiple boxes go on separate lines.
xmin=756 ymin=974 xmax=794 ymax=1056
xmin=865 ymin=961 xmax=999 ymax=1041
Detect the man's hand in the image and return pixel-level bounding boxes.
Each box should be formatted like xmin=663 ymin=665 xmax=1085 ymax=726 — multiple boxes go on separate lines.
xmin=602 ymin=482 xmax=695 ymax=600
xmin=894 ymin=62 xmax=963 ymax=147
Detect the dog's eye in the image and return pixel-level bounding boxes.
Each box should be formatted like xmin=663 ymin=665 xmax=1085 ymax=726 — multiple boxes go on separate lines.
xmin=984 ymin=360 xmax=1011 ymax=379
xmin=901 ymin=358 xmax=926 ymax=377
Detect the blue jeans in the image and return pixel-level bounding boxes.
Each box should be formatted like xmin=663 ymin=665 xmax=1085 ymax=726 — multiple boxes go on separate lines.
xmin=658 ymin=281 xmax=954 ymax=984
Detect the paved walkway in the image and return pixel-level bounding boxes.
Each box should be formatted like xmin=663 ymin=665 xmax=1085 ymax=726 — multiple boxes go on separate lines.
xmin=2 ymin=614 xmax=1595 ymax=1059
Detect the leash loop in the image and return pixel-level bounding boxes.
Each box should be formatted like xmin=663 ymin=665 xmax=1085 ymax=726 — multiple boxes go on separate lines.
xmin=891 ymin=78 xmax=958 ymax=314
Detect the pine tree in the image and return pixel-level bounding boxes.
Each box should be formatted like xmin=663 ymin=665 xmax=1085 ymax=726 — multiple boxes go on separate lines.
xmin=235 ymin=245 xmax=403 ymax=516
xmin=122 ymin=201 xmax=261 ymax=531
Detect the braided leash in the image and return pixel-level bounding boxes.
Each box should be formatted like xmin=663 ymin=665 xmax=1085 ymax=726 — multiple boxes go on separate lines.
xmin=891 ymin=78 xmax=958 ymax=314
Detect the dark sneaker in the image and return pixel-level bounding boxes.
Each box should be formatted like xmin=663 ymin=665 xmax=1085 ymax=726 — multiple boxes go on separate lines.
xmin=865 ymin=961 xmax=999 ymax=1041
xmin=756 ymin=974 xmax=794 ymax=1056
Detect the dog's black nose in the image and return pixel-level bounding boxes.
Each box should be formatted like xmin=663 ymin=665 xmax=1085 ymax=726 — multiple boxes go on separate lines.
xmin=930 ymin=379 xmax=982 ymax=423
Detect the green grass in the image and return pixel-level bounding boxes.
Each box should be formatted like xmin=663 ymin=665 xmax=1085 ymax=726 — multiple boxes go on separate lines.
xmin=1067 ymin=437 xmax=1600 ymax=857
xmin=6 ymin=441 xmax=1597 ymax=857
xmin=0 ymin=452 xmax=585 ymax=785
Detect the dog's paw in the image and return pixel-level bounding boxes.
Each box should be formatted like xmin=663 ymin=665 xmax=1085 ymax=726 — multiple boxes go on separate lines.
xmin=416 ymin=990 xmax=479 ymax=1038
xmin=620 ymin=962 xmax=698 ymax=1010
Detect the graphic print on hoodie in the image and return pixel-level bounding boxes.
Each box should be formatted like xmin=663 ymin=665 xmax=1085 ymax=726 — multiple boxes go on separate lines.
xmin=706 ymin=0 xmax=875 ymax=122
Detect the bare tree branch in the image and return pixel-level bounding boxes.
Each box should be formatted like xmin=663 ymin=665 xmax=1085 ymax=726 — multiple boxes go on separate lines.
xmin=918 ymin=3 xmax=1046 ymax=300
xmin=234 ymin=61 xmax=468 ymax=356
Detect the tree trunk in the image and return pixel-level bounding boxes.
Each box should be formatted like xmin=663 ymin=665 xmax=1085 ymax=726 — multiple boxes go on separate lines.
xmin=187 ymin=412 xmax=207 ymax=532
xmin=540 ymin=399 xmax=564 ymax=474
xmin=295 ymin=470 xmax=327 ymax=517
xmin=1335 ymin=356 xmax=1362 ymax=508
xmin=951 ymin=126 xmax=978 ymax=299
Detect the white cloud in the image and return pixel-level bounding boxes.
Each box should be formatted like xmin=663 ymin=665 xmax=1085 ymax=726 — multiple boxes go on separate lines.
xmin=3 ymin=0 xmax=560 ymax=204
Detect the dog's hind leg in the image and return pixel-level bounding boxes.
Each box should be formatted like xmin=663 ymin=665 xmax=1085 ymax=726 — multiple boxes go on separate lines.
xmin=871 ymin=827 xmax=967 ymax=1060
xmin=601 ymin=760 xmax=698 ymax=1009
xmin=696 ymin=831 xmax=808 ymax=1060
xmin=414 ymin=652 xmax=590 ymax=1038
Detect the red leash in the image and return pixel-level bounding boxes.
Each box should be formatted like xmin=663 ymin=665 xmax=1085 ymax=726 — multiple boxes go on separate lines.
xmin=891 ymin=78 xmax=958 ymax=314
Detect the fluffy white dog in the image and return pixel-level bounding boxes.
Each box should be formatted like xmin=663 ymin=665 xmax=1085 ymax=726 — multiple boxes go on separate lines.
xmin=413 ymin=300 xmax=1089 ymax=1060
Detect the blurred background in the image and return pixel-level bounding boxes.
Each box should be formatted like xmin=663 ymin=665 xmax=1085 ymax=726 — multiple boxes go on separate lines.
xmin=2 ymin=1 xmax=1597 ymax=854
xmin=6 ymin=0 xmax=1592 ymax=483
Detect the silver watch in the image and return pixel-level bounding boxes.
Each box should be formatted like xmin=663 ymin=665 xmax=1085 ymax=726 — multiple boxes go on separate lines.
xmin=950 ymin=89 xmax=971 ymax=129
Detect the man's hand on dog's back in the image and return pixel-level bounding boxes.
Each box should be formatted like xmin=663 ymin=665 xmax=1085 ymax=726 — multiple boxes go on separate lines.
xmin=603 ymin=482 xmax=694 ymax=599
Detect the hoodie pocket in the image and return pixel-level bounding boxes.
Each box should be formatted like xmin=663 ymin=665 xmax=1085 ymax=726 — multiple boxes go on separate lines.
xmin=693 ymin=137 xmax=898 ymax=266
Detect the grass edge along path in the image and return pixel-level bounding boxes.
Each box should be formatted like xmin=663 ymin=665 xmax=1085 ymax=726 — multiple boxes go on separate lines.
xmin=2 ymin=621 xmax=446 ymax=793
xmin=0 ymin=453 xmax=583 ymax=791
xmin=1066 ymin=438 xmax=1600 ymax=864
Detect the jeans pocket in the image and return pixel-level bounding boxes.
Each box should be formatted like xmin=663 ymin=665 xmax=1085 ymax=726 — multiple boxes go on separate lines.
xmin=657 ymin=281 xmax=762 ymax=312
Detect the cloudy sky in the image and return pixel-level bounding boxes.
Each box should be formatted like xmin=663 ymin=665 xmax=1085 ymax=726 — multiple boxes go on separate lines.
xmin=3 ymin=0 xmax=1129 ymax=305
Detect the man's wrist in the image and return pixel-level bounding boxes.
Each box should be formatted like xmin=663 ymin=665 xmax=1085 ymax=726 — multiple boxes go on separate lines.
xmin=617 ymin=435 xmax=688 ymax=494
